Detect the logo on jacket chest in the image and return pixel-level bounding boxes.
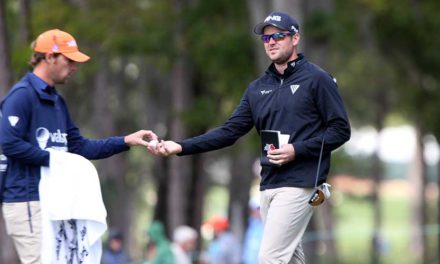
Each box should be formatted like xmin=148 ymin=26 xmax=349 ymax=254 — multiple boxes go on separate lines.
xmin=260 ymin=89 xmax=273 ymax=95
xmin=290 ymin=84 xmax=300 ymax=95
xmin=260 ymin=85 xmax=300 ymax=96
xmin=35 ymin=127 xmax=68 ymax=150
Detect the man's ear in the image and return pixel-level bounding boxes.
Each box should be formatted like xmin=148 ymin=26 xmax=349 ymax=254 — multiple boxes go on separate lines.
xmin=292 ymin=33 xmax=300 ymax=46
xmin=45 ymin=53 xmax=55 ymax=63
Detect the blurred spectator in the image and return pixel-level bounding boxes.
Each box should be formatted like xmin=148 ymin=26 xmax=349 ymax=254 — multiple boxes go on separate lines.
xmin=171 ymin=225 xmax=198 ymax=264
xmin=143 ymin=220 xmax=174 ymax=264
xmin=142 ymin=241 xmax=157 ymax=264
xmin=242 ymin=199 xmax=263 ymax=264
xmin=101 ymin=229 xmax=132 ymax=264
xmin=204 ymin=216 xmax=241 ymax=264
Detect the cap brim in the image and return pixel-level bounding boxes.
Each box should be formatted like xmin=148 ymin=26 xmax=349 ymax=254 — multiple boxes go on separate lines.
xmin=62 ymin=51 xmax=90 ymax=62
xmin=253 ymin=22 xmax=288 ymax=35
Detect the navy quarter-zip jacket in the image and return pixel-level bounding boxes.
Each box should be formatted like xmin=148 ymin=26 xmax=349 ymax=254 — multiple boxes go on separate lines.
xmin=0 ymin=72 xmax=129 ymax=202
xmin=178 ymin=54 xmax=351 ymax=190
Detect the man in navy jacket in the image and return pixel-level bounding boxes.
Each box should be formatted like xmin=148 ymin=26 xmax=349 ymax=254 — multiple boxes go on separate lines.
xmin=0 ymin=29 xmax=157 ymax=264
xmin=152 ymin=12 xmax=350 ymax=264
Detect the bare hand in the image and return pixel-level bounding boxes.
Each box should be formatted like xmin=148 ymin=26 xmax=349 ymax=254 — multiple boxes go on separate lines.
xmin=124 ymin=130 xmax=158 ymax=147
xmin=150 ymin=140 xmax=182 ymax=157
xmin=267 ymin=144 xmax=295 ymax=166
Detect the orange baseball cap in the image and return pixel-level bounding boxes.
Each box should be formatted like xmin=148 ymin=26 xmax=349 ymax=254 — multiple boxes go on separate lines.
xmin=33 ymin=29 xmax=90 ymax=62
xmin=204 ymin=216 xmax=229 ymax=232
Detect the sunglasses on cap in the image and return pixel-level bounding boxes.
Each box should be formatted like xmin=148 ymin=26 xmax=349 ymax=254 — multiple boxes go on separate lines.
xmin=260 ymin=32 xmax=294 ymax=43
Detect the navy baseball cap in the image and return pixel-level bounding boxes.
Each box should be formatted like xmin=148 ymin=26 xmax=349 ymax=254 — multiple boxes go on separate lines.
xmin=254 ymin=11 xmax=299 ymax=35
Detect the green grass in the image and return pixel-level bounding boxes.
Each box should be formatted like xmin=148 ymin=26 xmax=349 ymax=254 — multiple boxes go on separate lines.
xmin=330 ymin=193 xmax=428 ymax=264
xmin=334 ymin=195 xmax=374 ymax=263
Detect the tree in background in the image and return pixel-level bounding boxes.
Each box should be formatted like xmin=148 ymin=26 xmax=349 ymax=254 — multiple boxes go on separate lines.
xmin=372 ymin=0 xmax=440 ymax=262
xmin=0 ymin=0 xmax=11 ymax=93
xmin=0 ymin=1 xmax=25 ymax=262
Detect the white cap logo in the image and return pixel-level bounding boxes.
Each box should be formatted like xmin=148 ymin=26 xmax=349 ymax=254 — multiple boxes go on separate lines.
xmin=265 ymin=15 xmax=282 ymax=22
xmin=52 ymin=44 xmax=60 ymax=52
xmin=67 ymin=40 xmax=77 ymax=47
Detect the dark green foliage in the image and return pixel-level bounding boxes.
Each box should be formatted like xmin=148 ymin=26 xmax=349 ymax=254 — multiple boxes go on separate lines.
xmin=184 ymin=0 xmax=255 ymax=126
xmin=372 ymin=0 xmax=440 ymax=135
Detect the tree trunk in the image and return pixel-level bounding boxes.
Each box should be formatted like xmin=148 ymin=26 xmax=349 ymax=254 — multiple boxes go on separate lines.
xmin=303 ymin=0 xmax=334 ymax=69
xmin=0 ymin=0 xmax=12 ymax=95
xmin=409 ymin=125 xmax=427 ymax=261
xmin=166 ymin=0 xmax=194 ymax=234
xmin=409 ymin=128 xmax=424 ymax=256
xmin=438 ymin=153 xmax=440 ymax=262
xmin=353 ymin=9 xmax=389 ymax=264
xmin=190 ymin=154 xmax=208 ymax=255
xmin=370 ymin=93 xmax=386 ymax=264
xmin=228 ymin=139 xmax=256 ymax=242
xmin=371 ymin=143 xmax=383 ymax=264
xmin=18 ymin=0 xmax=31 ymax=44
xmin=89 ymin=55 xmax=137 ymax=250
xmin=246 ymin=0 xmax=270 ymax=72
xmin=142 ymin=59 xmax=172 ymax=231
xmin=0 ymin=0 xmax=19 ymax=262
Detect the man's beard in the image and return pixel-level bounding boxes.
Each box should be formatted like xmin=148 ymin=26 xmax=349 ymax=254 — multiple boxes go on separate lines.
xmin=272 ymin=52 xmax=291 ymax=65
xmin=53 ymin=75 xmax=69 ymax=85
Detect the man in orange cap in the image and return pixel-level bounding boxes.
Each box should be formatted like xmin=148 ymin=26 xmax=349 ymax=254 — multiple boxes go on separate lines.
xmin=204 ymin=216 xmax=241 ymax=264
xmin=0 ymin=29 xmax=157 ymax=263
xmin=29 ymin=29 xmax=91 ymax=86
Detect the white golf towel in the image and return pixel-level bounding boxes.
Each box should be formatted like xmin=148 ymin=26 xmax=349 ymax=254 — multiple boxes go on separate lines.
xmin=40 ymin=149 xmax=107 ymax=264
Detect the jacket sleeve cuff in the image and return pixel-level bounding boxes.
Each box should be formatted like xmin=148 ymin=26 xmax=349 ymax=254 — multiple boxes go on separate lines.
xmin=176 ymin=140 xmax=189 ymax=156
xmin=42 ymin=151 xmax=50 ymax=166
xmin=293 ymin=142 xmax=306 ymax=159
xmin=117 ymin=136 xmax=130 ymax=151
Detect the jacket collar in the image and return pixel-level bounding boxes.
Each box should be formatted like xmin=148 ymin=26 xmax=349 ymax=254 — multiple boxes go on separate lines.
xmin=26 ymin=72 xmax=58 ymax=103
xmin=266 ymin=53 xmax=305 ymax=79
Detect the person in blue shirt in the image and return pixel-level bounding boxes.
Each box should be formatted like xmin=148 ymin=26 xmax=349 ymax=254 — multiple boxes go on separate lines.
xmin=0 ymin=29 xmax=157 ymax=264
xmin=151 ymin=11 xmax=350 ymax=264
xmin=101 ymin=229 xmax=132 ymax=264
xmin=242 ymin=199 xmax=263 ymax=264
xmin=205 ymin=216 xmax=241 ymax=264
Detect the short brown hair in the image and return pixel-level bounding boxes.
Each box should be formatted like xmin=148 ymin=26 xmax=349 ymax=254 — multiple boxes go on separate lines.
xmin=29 ymin=52 xmax=61 ymax=68
xmin=29 ymin=52 xmax=46 ymax=68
